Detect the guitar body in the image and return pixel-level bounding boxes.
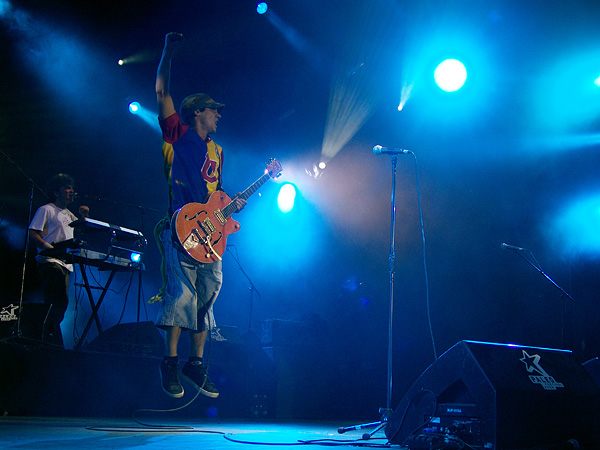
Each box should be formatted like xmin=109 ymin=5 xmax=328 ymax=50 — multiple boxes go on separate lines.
xmin=172 ymin=191 xmax=241 ymax=263
xmin=172 ymin=158 xmax=282 ymax=264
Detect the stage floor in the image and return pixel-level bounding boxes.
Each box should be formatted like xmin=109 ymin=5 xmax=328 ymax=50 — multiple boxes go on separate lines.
xmin=0 ymin=416 xmax=388 ymax=450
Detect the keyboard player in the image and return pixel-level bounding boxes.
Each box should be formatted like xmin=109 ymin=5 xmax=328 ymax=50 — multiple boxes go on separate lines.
xmin=28 ymin=173 xmax=89 ymax=347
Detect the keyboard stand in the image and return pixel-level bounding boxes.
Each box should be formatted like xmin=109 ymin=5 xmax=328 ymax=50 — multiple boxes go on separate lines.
xmin=74 ymin=264 xmax=118 ymax=351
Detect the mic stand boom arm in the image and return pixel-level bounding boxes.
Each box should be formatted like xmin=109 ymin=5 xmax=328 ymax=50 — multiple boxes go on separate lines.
xmin=511 ymin=248 xmax=575 ymax=349
xmin=515 ymin=250 xmax=575 ymax=303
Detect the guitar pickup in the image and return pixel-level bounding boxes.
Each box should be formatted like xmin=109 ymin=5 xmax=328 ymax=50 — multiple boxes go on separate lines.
xmin=214 ymin=209 xmax=226 ymax=226
xmin=199 ymin=218 xmax=217 ymax=235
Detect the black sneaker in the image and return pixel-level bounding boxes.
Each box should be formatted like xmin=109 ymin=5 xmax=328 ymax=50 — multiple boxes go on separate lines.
xmin=159 ymin=360 xmax=184 ymax=398
xmin=181 ymin=361 xmax=219 ymax=398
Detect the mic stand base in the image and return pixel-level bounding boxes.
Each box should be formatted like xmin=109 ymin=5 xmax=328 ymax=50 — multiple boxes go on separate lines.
xmin=0 ymin=332 xmax=63 ymax=348
xmin=337 ymin=408 xmax=393 ymax=439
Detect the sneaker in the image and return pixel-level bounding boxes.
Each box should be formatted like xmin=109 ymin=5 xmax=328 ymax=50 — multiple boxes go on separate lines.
xmin=181 ymin=361 xmax=219 ymax=398
xmin=159 ymin=360 xmax=184 ymax=398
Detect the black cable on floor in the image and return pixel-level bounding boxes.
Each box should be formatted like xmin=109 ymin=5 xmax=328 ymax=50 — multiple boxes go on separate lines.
xmin=85 ymin=425 xmax=392 ymax=447
xmin=86 ymin=424 xmax=225 ymax=434
xmin=223 ymin=433 xmax=392 ymax=447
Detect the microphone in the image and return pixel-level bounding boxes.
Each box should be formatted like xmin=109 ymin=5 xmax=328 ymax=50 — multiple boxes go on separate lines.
xmin=72 ymin=192 xmax=79 ymax=199
xmin=500 ymin=243 xmax=525 ymax=251
xmin=373 ymin=145 xmax=409 ymax=155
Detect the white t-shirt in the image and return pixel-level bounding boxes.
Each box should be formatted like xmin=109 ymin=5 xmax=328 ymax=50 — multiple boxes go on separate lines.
xmin=29 ymin=203 xmax=78 ymax=271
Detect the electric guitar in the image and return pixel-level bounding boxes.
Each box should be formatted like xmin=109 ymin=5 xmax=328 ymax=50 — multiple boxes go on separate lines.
xmin=172 ymin=158 xmax=282 ymax=263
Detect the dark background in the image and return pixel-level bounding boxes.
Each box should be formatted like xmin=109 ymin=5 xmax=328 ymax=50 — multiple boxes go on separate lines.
xmin=1 ymin=0 xmax=600 ymax=418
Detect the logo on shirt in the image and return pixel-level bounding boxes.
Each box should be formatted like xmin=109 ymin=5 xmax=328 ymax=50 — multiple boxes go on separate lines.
xmin=201 ymin=154 xmax=219 ymax=184
xmin=60 ymin=210 xmax=73 ymax=226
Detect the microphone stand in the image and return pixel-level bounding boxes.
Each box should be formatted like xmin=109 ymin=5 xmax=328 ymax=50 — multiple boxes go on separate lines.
xmin=227 ymin=246 xmax=261 ymax=333
xmin=338 ymin=155 xmax=398 ymax=438
xmin=508 ymin=247 xmax=575 ymax=348
xmin=0 ymin=148 xmax=49 ymax=343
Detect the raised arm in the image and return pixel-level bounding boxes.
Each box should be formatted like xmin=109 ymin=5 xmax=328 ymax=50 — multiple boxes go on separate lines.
xmin=156 ymin=32 xmax=184 ymax=120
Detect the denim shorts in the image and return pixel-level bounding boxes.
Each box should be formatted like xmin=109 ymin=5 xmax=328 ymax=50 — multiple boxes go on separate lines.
xmin=155 ymin=228 xmax=222 ymax=332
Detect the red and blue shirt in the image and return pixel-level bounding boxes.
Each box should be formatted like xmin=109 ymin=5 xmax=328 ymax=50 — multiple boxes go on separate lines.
xmin=159 ymin=112 xmax=223 ymax=215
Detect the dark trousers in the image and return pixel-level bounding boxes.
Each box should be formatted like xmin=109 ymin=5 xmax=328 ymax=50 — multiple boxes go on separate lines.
xmin=38 ymin=263 xmax=70 ymax=346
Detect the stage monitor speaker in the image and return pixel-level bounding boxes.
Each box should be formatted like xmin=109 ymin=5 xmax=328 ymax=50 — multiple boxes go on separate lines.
xmin=386 ymin=340 xmax=600 ymax=450
xmin=85 ymin=321 xmax=164 ymax=357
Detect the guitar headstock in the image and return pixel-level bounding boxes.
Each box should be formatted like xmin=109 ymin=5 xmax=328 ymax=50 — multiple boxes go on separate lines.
xmin=266 ymin=158 xmax=283 ymax=179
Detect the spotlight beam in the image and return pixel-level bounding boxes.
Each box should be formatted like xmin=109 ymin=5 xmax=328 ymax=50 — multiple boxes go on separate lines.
xmin=117 ymin=49 xmax=158 ymax=66
xmin=321 ymin=73 xmax=375 ymax=160
xmin=320 ymin=3 xmax=398 ymax=163
xmin=128 ymin=101 xmax=161 ymax=132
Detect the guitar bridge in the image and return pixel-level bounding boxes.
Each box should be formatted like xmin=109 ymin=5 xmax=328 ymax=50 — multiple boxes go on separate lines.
xmin=182 ymin=218 xmax=222 ymax=261
xmin=182 ymin=217 xmax=215 ymax=252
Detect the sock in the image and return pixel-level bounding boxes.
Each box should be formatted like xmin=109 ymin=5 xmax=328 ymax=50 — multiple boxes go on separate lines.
xmin=188 ymin=356 xmax=203 ymax=365
xmin=163 ymin=355 xmax=178 ymax=365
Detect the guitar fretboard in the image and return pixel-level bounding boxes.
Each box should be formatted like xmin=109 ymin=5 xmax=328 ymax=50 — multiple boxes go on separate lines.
xmin=222 ymin=172 xmax=272 ymax=219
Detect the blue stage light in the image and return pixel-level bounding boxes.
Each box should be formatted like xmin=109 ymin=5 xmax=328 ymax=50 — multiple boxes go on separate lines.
xmin=277 ymin=183 xmax=296 ymax=213
xmin=552 ymin=193 xmax=600 ymax=256
xmin=434 ymin=59 xmax=467 ymax=92
xmin=130 ymin=252 xmax=142 ymax=263
xmin=0 ymin=0 xmax=11 ymax=17
xmin=128 ymin=101 xmax=140 ymax=114
xmin=256 ymin=2 xmax=268 ymax=14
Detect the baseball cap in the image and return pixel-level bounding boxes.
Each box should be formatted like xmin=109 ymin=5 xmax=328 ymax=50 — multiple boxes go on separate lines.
xmin=179 ymin=93 xmax=225 ymax=125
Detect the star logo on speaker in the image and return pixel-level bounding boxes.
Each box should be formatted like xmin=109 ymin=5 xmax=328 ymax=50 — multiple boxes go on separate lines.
xmin=520 ymin=350 xmax=564 ymax=391
xmin=0 ymin=304 xmax=19 ymax=322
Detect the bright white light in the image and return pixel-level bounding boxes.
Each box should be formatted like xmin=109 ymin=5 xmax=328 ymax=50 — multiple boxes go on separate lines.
xmin=595 ymin=75 xmax=600 ymax=87
xmin=434 ymin=59 xmax=467 ymax=92
xmin=128 ymin=101 xmax=140 ymax=114
xmin=118 ymin=59 xmax=124 ymax=66
xmin=127 ymin=101 xmax=161 ymax=132
xmin=318 ymin=161 xmax=327 ymax=170
xmin=277 ymin=183 xmax=296 ymax=213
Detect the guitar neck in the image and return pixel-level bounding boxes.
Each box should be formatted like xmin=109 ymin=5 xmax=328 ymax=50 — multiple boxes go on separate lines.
xmin=222 ymin=172 xmax=272 ymax=219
